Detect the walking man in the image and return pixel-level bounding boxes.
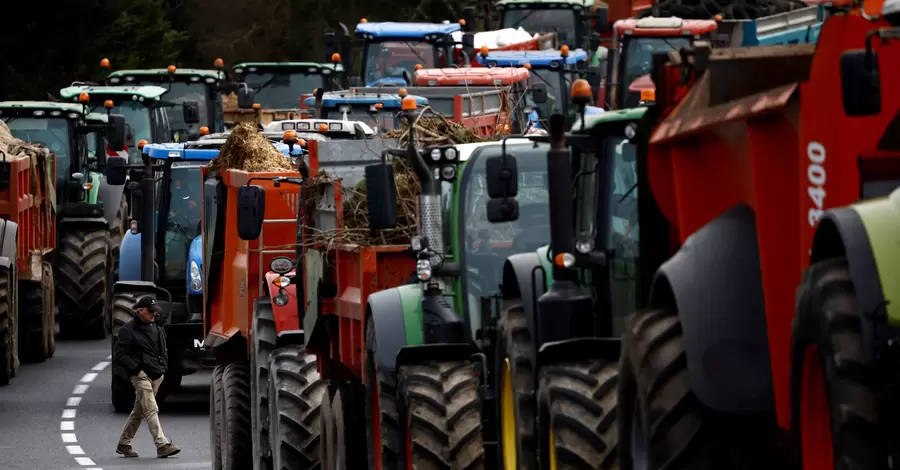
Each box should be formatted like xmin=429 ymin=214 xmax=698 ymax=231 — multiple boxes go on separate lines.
xmin=113 ymin=296 xmax=181 ymax=458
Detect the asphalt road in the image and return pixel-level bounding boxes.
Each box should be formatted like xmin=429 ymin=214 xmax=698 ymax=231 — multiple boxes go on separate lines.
xmin=0 ymin=339 xmax=212 ymax=470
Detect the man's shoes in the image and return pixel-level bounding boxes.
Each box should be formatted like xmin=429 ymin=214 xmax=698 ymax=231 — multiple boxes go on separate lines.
xmin=157 ymin=442 xmax=181 ymax=458
xmin=116 ymin=444 xmax=138 ymax=458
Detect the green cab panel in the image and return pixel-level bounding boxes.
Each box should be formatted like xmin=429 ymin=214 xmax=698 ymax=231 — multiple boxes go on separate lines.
xmin=88 ymin=171 xmax=102 ymax=204
xmin=535 ymin=245 xmax=553 ymax=291
xmin=851 ymin=188 xmax=900 ymax=326
xmin=397 ymin=284 xmax=425 ymax=346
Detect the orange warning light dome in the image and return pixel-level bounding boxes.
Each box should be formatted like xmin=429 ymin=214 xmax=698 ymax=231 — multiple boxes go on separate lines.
xmin=414 ymin=64 xmax=423 ymax=70
xmin=298 ymin=138 xmax=307 ymax=147
xmin=103 ymin=100 xmax=114 ymax=109
xmin=571 ymin=79 xmax=592 ymax=99
xmin=398 ymin=88 xmax=408 ymax=98
xmin=78 ymin=92 xmax=90 ymax=103
xmin=523 ymin=63 xmax=532 ymax=70
xmin=283 ymin=129 xmax=298 ymax=142
xmin=560 ymin=45 xmax=570 ymax=57
xmin=252 ymin=103 xmax=261 ymax=110
xmin=137 ymin=139 xmax=149 ymax=150
xmin=332 ymin=53 xmax=341 ymax=63
xmin=714 ymin=14 xmax=723 ymax=21
xmin=374 ymin=103 xmax=384 ymax=109
xmin=214 ymin=58 xmax=224 ymax=68
xmin=360 ymin=17 xmax=368 ymax=22
xmin=100 ymin=58 xmax=110 ymax=69
xmin=167 ymin=65 xmax=176 ymax=73
xmin=640 ymin=88 xmax=656 ymax=102
xmin=401 ymin=96 xmax=417 ymax=111
xmin=318 ymin=124 xmax=329 ymax=132
xmin=199 ymin=126 xmax=210 ymax=136
xmin=480 ymin=45 xmax=489 ymax=56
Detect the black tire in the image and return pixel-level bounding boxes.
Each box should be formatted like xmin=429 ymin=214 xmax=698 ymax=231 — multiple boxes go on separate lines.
xmin=41 ymin=262 xmax=55 ymax=359
xmin=57 ymin=228 xmax=110 ymax=339
xmin=110 ymin=196 xmax=127 ymax=283
xmin=332 ymin=382 xmax=365 ymax=469
xmin=110 ymin=334 xmax=136 ymax=413
xmin=268 ymin=346 xmax=326 ymax=470
xmin=365 ymin=316 xmax=400 ymax=470
xmin=537 ymin=360 xmax=619 ymax=469
xmin=251 ymin=299 xmax=276 ymax=470
xmin=496 ymin=302 xmax=537 ymax=470
xmin=18 ymin=282 xmax=46 ymax=363
xmin=619 ymin=309 xmax=778 ymax=469
xmin=0 ymin=266 xmax=15 ymax=386
xmin=111 ymin=290 xmax=140 ymax=336
xmin=221 ymin=362 xmax=252 ymax=470
xmin=320 ymin=386 xmax=335 ymax=470
xmin=399 ymin=361 xmax=485 ymax=470
xmin=791 ymin=258 xmax=886 ymax=469
xmin=211 ymin=364 xmax=226 ymax=470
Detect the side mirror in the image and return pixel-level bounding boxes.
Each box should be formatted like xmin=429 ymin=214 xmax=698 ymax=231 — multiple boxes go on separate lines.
xmin=841 ymin=49 xmax=881 ymax=117
xmin=487 ymin=198 xmax=519 ymax=223
xmin=587 ymin=66 xmax=604 ymax=89
xmin=365 ymin=162 xmax=397 ymax=229
xmin=182 ymin=100 xmax=201 ymax=124
xmin=237 ymin=185 xmax=266 ymax=240
xmin=530 ymin=84 xmax=548 ymax=104
xmin=590 ymin=32 xmax=602 ymax=51
xmin=485 ymin=154 xmax=518 ymax=198
xmin=462 ymin=33 xmax=475 ymax=48
xmin=106 ymin=156 xmax=128 ymax=185
xmin=237 ymin=87 xmax=256 ymax=109
xmin=108 ymin=114 xmax=127 ymax=151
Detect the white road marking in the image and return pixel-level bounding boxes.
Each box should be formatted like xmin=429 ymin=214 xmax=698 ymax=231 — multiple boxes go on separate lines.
xmin=61 ymin=358 xmax=111 ymax=470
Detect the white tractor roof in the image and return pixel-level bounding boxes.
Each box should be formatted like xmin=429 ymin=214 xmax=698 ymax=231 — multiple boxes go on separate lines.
xmin=457 ymin=138 xmax=532 ymax=162
xmin=264 ymin=118 xmax=376 ymax=137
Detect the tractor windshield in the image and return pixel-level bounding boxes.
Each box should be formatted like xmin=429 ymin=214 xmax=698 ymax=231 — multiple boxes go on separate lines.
xmin=363 ymin=40 xmax=442 ymax=84
xmin=606 ymin=135 xmax=639 ymax=334
xmin=163 ymin=162 xmax=203 ymax=283
xmin=3 ymin=117 xmax=74 ymax=189
xmin=530 ymin=68 xmax=574 ymax=117
xmin=620 ymin=36 xmax=690 ymax=106
xmin=136 ymin=81 xmax=210 ymax=138
xmin=321 ymin=106 xmax=398 ymax=132
xmin=459 ymin=144 xmax=550 ymax=325
xmin=503 ymin=8 xmax=577 ymax=45
xmin=242 ymin=71 xmax=325 ymax=109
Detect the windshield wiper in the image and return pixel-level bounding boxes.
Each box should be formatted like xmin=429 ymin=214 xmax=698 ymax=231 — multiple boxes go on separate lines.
xmin=512 ymin=10 xmax=537 ymax=29
xmin=403 ymin=42 xmax=428 ymax=67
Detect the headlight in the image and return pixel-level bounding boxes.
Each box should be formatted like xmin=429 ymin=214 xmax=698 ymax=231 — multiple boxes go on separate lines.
xmin=416 ymin=259 xmax=432 ymax=282
xmin=430 ymin=148 xmax=441 ymax=162
xmin=575 ymin=238 xmax=594 ymax=254
xmin=273 ymin=276 xmax=291 ymax=288
xmin=269 ymin=256 xmax=293 ymax=274
xmin=444 ymin=148 xmax=457 ymax=160
xmin=190 ymin=261 xmax=202 ymax=291
xmin=440 ymin=165 xmax=456 ymax=181
xmin=273 ymin=294 xmax=289 ymax=306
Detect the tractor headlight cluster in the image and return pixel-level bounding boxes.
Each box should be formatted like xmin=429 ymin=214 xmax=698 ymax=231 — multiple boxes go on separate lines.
xmin=269 ymin=256 xmax=293 ymax=274
xmin=424 ymin=146 xmax=458 ymax=182
xmin=416 ymin=259 xmax=433 ymax=282
xmin=190 ymin=261 xmax=202 ymax=291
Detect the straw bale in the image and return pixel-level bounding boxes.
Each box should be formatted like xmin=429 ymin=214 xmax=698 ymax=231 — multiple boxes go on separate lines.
xmin=208 ymin=122 xmax=295 ymax=173
xmin=384 ymin=107 xmax=488 ymax=146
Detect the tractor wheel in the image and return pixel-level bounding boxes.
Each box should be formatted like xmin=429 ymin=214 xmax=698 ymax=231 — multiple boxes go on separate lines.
xmin=41 ymin=262 xmax=55 ymax=359
xmin=792 ymin=258 xmax=886 ymax=469
xmin=319 ymin=386 xmax=336 ymax=470
xmin=211 ymin=364 xmax=226 ymax=470
xmin=537 ymin=360 xmax=619 ymax=469
xmin=110 ymin=333 xmax=136 ymax=413
xmin=399 ymin=361 xmax=485 ymax=469
xmin=220 ymin=362 xmax=252 ymax=470
xmin=57 ymin=228 xmax=110 ymax=339
xmin=18 ymin=282 xmax=46 ymax=363
xmin=619 ymin=309 xmax=778 ymax=469
xmin=332 ymin=382 xmax=366 ymax=469
xmin=110 ymin=196 xmax=127 ymax=283
xmin=111 ymin=290 xmax=141 ymax=336
xmin=365 ymin=316 xmax=400 ymax=470
xmin=267 ymin=346 xmax=326 ymax=470
xmin=251 ymin=299 xmax=276 ymax=470
xmin=0 ymin=265 xmax=15 ymax=386
xmin=496 ymin=302 xmax=537 ymax=470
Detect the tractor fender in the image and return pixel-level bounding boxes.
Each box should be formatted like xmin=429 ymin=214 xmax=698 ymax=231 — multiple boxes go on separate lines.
xmin=365 ymin=287 xmax=408 ymax=374
xmin=95 ymin=171 xmax=125 ymax=228
xmin=186 ymin=235 xmax=203 ymax=294
xmin=118 ymin=231 xmax=142 ymax=282
xmin=59 ymin=217 xmax=109 ymax=231
xmin=500 ymin=250 xmax=548 ymax=354
xmin=396 ymin=343 xmax=479 ymax=370
xmin=0 ymin=219 xmax=18 ymax=261
xmin=537 ymin=337 xmax=621 ymax=370
xmin=264 ymin=271 xmax=300 ymax=333
xmin=112 ymin=280 xmax=170 ymax=299
xmin=0 ymin=257 xmax=11 ymax=269
xmin=650 ymin=204 xmax=773 ymax=413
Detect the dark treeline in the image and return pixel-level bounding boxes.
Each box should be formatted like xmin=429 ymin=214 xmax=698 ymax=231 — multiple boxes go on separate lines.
xmin=0 ymin=0 xmax=485 ymax=100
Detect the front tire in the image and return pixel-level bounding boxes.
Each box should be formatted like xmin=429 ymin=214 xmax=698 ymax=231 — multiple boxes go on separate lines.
xmin=0 ymin=265 xmax=16 ymax=386
xmin=399 ymin=361 xmax=485 ymax=470
xmin=57 ymin=228 xmax=110 ymax=339
xmin=17 ymin=282 xmax=46 ymax=363
xmin=251 ymin=299 xmax=276 ymax=470
xmin=268 ymin=346 xmax=326 ymax=470
xmin=792 ymin=258 xmax=886 ymax=469
xmin=211 ymin=365 xmax=226 ymax=470
xmin=365 ymin=316 xmax=400 ymax=470
xmin=496 ymin=302 xmax=537 ymax=470
xmin=221 ymin=363 xmax=252 ymax=470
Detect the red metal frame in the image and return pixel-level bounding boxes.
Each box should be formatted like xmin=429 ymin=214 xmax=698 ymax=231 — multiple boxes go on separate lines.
xmin=413 ymin=67 xmax=530 ymax=87
xmin=613 ymin=18 xmax=718 ymax=37
xmin=646 ymin=14 xmax=899 ymax=428
xmin=0 ymin=153 xmax=56 ymax=281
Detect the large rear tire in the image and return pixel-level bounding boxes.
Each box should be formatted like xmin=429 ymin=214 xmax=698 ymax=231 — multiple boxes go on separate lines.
xmin=538 ymin=360 xmax=619 ymax=469
xmin=792 ymin=258 xmax=886 ymax=469
xmin=111 ymin=290 xmax=139 ymax=336
xmin=496 ymin=302 xmax=537 ymax=470
xmin=399 ymin=361 xmax=485 ymax=470
xmin=41 ymin=262 xmax=55 ymax=359
xmin=332 ymin=382 xmax=366 ymax=469
xmin=57 ymin=228 xmax=110 ymax=339
xmin=268 ymin=346 xmax=326 ymax=470
xmin=18 ymin=282 xmax=46 ymax=363
xmin=365 ymin=316 xmax=400 ymax=470
xmin=211 ymin=364 xmax=225 ymax=470
xmin=110 ymin=196 xmax=127 ymax=283
xmin=251 ymin=299 xmax=276 ymax=470
xmin=0 ymin=266 xmax=15 ymax=386
xmin=221 ymin=362 xmax=252 ymax=470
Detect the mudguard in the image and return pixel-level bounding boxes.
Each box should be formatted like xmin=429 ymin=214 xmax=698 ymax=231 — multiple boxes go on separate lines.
xmin=95 ymin=173 xmax=126 ymax=230
xmin=112 ymin=280 xmax=170 ymax=300
xmin=649 ymin=204 xmax=774 ymax=413
xmin=499 ymin=250 xmax=547 ymax=356
xmin=59 ymin=217 xmax=108 ymax=230
xmin=187 ymin=235 xmax=203 ymax=294
xmin=0 ymin=257 xmax=11 ymax=269
xmin=365 ymin=287 xmax=408 ymax=374
xmin=0 ymin=219 xmax=18 ymax=261
xmin=117 ymin=231 xmax=142 ymax=282
xmin=87 ymin=172 xmax=101 ymax=204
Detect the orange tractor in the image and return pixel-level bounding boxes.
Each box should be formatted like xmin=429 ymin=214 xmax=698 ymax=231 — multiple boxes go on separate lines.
xmin=616 ymin=1 xmax=900 ymax=468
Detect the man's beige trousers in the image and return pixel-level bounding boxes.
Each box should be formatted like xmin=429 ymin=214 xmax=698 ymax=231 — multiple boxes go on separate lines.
xmin=118 ymin=371 xmax=168 ymax=448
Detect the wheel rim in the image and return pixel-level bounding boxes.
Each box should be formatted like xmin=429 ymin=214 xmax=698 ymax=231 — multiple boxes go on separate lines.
xmin=500 ymin=358 xmax=517 ymax=469
xmin=548 ymin=426 xmax=558 ymax=470
xmin=631 ymin=403 xmax=648 ymax=470
xmin=800 ymin=346 xmax=835 ymax=469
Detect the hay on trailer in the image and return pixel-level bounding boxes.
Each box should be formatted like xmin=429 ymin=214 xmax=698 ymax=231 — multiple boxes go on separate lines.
xmin=208 ymin=122 xmax=295 ymax=172
xmin=384 ymin=107 xmax=488 ymax=146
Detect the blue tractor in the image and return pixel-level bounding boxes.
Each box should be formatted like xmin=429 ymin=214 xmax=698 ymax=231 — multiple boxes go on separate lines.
xmin=304 ymin=90 xmax=429 ymax=132
xmin=105 ymin=136 xmax=303 ymax=412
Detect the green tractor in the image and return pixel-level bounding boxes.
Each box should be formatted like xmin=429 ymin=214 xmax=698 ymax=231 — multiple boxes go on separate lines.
xmin=0 ymin=101 xmax=128 ymax=340
xmin=228 ymin=61 xmax=345 ymax=120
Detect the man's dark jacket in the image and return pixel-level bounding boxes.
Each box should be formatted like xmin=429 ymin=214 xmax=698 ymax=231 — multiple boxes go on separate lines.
xmin=113 ymin=315 xmax=168 ymax=380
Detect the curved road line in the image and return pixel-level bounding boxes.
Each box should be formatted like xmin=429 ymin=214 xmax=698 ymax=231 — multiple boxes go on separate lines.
xmin=60 ymin=355 xmax=111 ymax=470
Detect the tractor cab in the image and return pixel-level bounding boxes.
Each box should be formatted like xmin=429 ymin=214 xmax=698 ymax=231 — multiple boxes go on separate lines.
xmin=58 ymin=85 xmax=197 ymax=163
xmin=231 ymin=62 xmax=344 ymax=111
xmin=106 ymin=67 xmax=226 ymax=140
xmin=354 ymin=21 xmax=462 ymax=86
xmin=263 ymin=118 xmax=376 ymax=141
xmin=494 ymin=0 xmax=607 ymax=49
xmin=302 ymin=91 xmax=428 ymax=132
